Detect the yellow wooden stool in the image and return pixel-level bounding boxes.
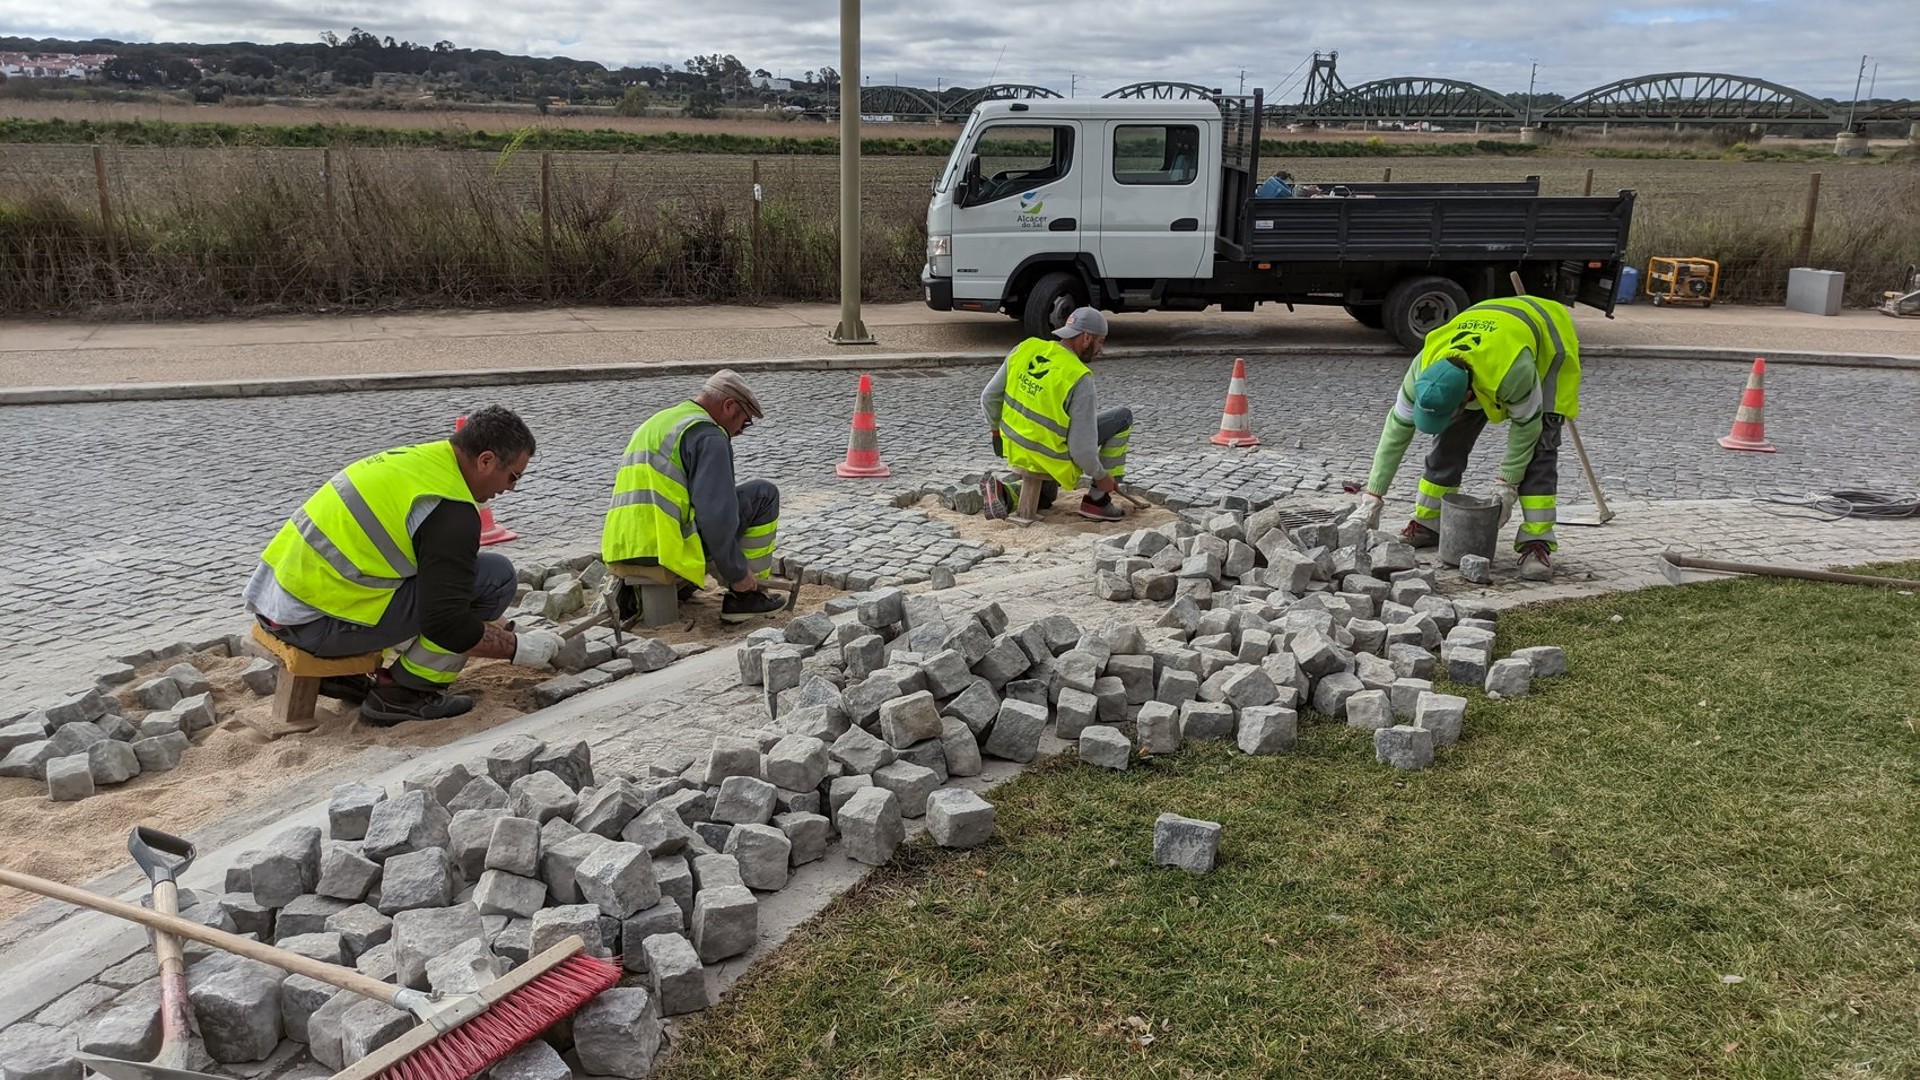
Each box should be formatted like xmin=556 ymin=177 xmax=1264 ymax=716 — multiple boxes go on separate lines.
xmin=248 ymin=624 xmax=381 ymax=739
xmin=1009 ymin=469 xmax=1050 ymax=526
xmin=609 ymin=561 xmax=684 ymax=629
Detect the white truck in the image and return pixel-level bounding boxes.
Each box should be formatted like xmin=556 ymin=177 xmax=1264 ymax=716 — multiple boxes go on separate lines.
xmin=921 ymin=91 xmax=1635 ymax=348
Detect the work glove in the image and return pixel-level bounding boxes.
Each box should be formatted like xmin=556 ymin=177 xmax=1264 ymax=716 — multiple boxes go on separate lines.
xmin=1494 ymin=480 xmax=1520 ymax=528
xmin=511 ymin=629 xmax=565 ymax=669
xmin=1353 ymin=491 xmax=1384 ymax=530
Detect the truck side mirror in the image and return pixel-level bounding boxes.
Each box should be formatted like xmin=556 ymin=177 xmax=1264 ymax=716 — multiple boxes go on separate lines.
xmin=957 ymin=153 xmax=981 ymax=206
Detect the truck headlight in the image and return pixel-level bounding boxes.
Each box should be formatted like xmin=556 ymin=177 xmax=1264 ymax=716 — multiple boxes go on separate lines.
xmin=927 ymin=235 xmax=951 ymax=257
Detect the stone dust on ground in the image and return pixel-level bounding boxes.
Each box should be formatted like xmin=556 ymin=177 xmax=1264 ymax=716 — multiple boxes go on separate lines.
xmin=912 ymin=494 xmax=1175 ymax=555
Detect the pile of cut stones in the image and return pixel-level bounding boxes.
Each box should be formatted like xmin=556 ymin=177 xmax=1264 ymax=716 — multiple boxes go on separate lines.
xmin=1078 ymin=503 xmax=1567 ymax=771
xmin=8 ymin=721 xmax=966 ymax=1078
xmin=1 ymin=662 xmax=222 ymax=802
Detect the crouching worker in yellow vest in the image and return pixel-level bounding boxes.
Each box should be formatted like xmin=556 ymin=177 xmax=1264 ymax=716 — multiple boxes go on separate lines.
xmin=244 ymin=406 xmax=565 ymax=726
xmin=1353 ymin=295 xmax=1583 ymax=582
xmin=603 ymin=370 xmax=785 ymax=624
xmin=980 ymin=306 xmax=1134 ymax=522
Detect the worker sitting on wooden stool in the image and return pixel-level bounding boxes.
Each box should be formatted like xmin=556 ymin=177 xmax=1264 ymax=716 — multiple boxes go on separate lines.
xmin=603 ymin=370 xmax=785 ymax=624
xmin=980 ymin=306 xmax=1132 ymax=522
xmin=243 ymin=406 xmax=564 ymax=726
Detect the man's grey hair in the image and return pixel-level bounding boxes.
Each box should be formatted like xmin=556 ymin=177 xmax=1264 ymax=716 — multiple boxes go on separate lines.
xmin=451 ymin=405 xmax=536 ymax=461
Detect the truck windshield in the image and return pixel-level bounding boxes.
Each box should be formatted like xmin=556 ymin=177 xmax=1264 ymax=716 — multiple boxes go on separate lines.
xmin=935 ymin=113 xmax=981 ymax=193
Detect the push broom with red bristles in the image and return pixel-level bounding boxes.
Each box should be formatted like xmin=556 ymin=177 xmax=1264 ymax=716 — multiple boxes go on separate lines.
xmin=0 ymin=865 xmax=622 ymax=1080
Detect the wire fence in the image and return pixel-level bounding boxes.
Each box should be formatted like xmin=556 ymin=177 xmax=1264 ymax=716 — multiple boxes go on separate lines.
xmin=0 ymin=145 xmax=940 ymax=315
xmin=1 ymin=145 xmax=1914 ymax=317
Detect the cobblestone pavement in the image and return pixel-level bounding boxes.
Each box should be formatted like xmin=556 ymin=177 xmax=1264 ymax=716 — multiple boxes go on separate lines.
xmin=1 ymin=354 xmax=1914 ymax=705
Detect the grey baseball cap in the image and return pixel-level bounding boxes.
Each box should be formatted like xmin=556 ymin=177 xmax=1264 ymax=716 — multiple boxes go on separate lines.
xmin=1052 ymin=306 xmax=1110 ymax=339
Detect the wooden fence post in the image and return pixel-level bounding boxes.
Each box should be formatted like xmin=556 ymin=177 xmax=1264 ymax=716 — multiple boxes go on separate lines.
xmin=92 ymin=145 xmax=117 ymax=271
xmin=323 ymin=148 xmax=349 ymax=304
xmin=540 ymin=151 xmax=554 ymax=301
xmin=750 ymin=159 xmax=763 ymax=295
xmin=1583 ymin=168 xmax=1594 ymax=196
xmin=1382 ymin=167 xmax=1391 ymax=183
xmin=1795 ymin=172 xmax=1821 ymax=268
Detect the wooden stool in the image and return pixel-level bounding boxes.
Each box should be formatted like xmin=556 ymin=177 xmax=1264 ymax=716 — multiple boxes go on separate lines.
xmin=1009 ymin=469 xmax=1049 ymax=526
xmin=610 ymin=562 xmax=683 ymax=629
xmin=248 ymin=624 xmax=381 ymax=739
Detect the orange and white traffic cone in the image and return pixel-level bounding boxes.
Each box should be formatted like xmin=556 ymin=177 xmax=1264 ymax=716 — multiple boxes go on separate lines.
xmin=835 ymin=373 xmax=893 ymax=478
xmin=1209 ymin=357 xmax=1261 ymax=447
xmin=1717 ymin=357 xmax=1776 ymax=453
xmin=454 ymin=414 xmax=519 ymax=544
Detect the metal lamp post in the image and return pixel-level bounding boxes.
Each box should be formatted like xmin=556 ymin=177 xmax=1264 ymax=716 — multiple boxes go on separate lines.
xmin=830 ymin=0 xmax=874 ymax=344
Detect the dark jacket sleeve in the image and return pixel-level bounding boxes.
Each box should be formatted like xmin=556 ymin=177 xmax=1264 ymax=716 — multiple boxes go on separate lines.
xmin=680 ymin=424 xmax=747 ymax=585
xmin=414 ymin=500 xmax=485 ymax=652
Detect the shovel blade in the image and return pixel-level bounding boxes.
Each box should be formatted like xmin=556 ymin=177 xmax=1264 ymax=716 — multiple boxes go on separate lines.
xmin=76 ymin=1053 xmax=228 ymax=1080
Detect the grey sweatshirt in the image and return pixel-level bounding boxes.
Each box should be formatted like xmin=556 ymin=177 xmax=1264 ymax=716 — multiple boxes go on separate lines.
xmin=679 ymin=422 xmax=749 ymax=584
xmin=981 ymin=354 xmax=1106 ymax=479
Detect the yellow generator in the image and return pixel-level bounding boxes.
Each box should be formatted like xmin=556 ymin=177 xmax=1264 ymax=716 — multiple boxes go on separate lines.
xmin=1646 ymin=257 xmax=1719 ymax=307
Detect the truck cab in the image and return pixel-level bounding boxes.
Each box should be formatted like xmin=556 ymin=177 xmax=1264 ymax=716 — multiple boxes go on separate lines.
xmin=925 ymin=99 xmax=1223 ymax=332
xmin=924 ymin=95 xmax=1632 ymax=348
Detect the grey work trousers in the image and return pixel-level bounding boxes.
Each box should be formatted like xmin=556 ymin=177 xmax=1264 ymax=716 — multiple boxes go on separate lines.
xmin=262 ymin=551 xmax=518 ymax=691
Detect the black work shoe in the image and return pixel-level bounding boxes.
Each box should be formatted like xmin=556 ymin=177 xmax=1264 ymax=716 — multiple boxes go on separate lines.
xmin=360 ymin=684 xmax=476 ymax=727
xmin=1400 ymin=520 xmax=1440 ymax=549
xmin=1077 ymin=496 xmax=1125 ymax=522
xmin=721 ymin=589 xmax=786 ymax=623
xmin=318 ymin=675 xmax=373 ymax=705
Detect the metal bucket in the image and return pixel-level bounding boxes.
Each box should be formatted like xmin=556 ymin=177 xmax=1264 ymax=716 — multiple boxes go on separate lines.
xmin=1437 ymin=493 xmax=1501 ymax=568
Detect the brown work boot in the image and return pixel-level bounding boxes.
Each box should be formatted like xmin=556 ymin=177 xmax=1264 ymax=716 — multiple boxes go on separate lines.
xmin=1400 ymin=520 xmax=1440 ymax=549
xmin=1518 ymin=542 xmax=1554 ymax=582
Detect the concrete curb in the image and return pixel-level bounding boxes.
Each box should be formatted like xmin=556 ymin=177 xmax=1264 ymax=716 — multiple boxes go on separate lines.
xmin=0 ymin=343 xmax=1913 ymax=406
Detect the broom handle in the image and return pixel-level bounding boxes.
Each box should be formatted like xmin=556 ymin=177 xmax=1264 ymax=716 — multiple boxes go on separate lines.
xmin=0 ymin=867 xmax=404 ymax=1006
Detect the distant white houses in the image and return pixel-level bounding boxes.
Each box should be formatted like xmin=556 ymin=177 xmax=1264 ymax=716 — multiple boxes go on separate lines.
xmin=0 ymin=52 xmax=116 ymax=79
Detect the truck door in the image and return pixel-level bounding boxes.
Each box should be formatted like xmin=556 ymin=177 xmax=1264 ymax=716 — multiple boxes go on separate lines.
xmin=1097 ymin=121 xmax=1213 ymax=279
xmin=948 ymin=121 xmax=1083 ymax=306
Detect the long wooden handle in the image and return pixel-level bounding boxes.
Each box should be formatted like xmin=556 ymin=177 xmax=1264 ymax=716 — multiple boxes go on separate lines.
xmin=1564 ymin=419 xmax=1613 ymax=518
xmin=151 ymin=879 xmax=193 ymax=1068
xmin=0 ymin=867 xmax=403 ymax=1006
xmin=1662 ymin=552 xmax=1920 ymax=590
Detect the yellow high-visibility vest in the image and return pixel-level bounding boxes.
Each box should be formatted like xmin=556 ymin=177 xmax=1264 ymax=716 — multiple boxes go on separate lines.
xmin=997 ymin=337 xmax=1092 ymax=489
xmin=602 ymin=401 xmax=715 ymax=584
xmin=259 ymin=440 xmax=475 ymax=627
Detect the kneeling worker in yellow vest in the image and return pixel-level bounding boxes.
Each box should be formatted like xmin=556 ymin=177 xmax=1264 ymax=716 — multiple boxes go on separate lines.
xmin=1353 ymin=295 xmax=1583 ymax=582
xmin=980 ymin=306 xmax=1133 ymax=522
xmin=602 ymin=370 xmax=785 ymax=623
xmin=244 ymin=406 xmax=565 ymax=726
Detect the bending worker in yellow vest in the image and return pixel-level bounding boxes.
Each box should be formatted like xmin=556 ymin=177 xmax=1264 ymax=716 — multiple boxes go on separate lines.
xmin=980 ymin=306 xmax=1133 ymax=522
xmin=602 ymin=370 xmax=786 ymax=623
xmin=1353 ymin=295 xmax=1583 ymax=582
xmin=244 ymin=407 xmax=565 ymax=726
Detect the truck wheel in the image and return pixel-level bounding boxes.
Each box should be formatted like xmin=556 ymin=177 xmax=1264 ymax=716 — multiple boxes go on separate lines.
xmin=1344 ymin=304 xmax=1385 ymax=329
xmin=1384 ymin=276 xmax=1469 ymax=350
xmin=1022 ymin=272 xmax=1085 ymax=340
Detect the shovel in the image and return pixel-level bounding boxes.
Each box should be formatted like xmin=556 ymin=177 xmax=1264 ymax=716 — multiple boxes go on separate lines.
xmin=75 ymin=827 xmax=226 ymax=1080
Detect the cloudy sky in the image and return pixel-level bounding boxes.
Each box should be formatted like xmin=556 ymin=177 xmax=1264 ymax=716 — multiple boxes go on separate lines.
xmin=4 ymin=0 xmax=1917 ymax=100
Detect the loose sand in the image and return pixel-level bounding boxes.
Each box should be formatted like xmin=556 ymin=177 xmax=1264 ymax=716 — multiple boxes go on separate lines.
xmin=0 ymin=583 xmax=851 ymax=922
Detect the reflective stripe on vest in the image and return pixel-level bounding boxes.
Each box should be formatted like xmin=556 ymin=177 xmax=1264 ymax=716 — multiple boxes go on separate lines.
xmin=998 ymin=338 xmax=1091 ymax=490
xmin=601 ymin=401 xmax=714 ymax=584
xmin=259 ymin=440 xmax=476 ymax=628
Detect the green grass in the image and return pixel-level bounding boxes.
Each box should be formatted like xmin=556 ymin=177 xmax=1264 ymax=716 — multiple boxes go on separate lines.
xmin=656 ymin=568 xmax=1920 ymax=1079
